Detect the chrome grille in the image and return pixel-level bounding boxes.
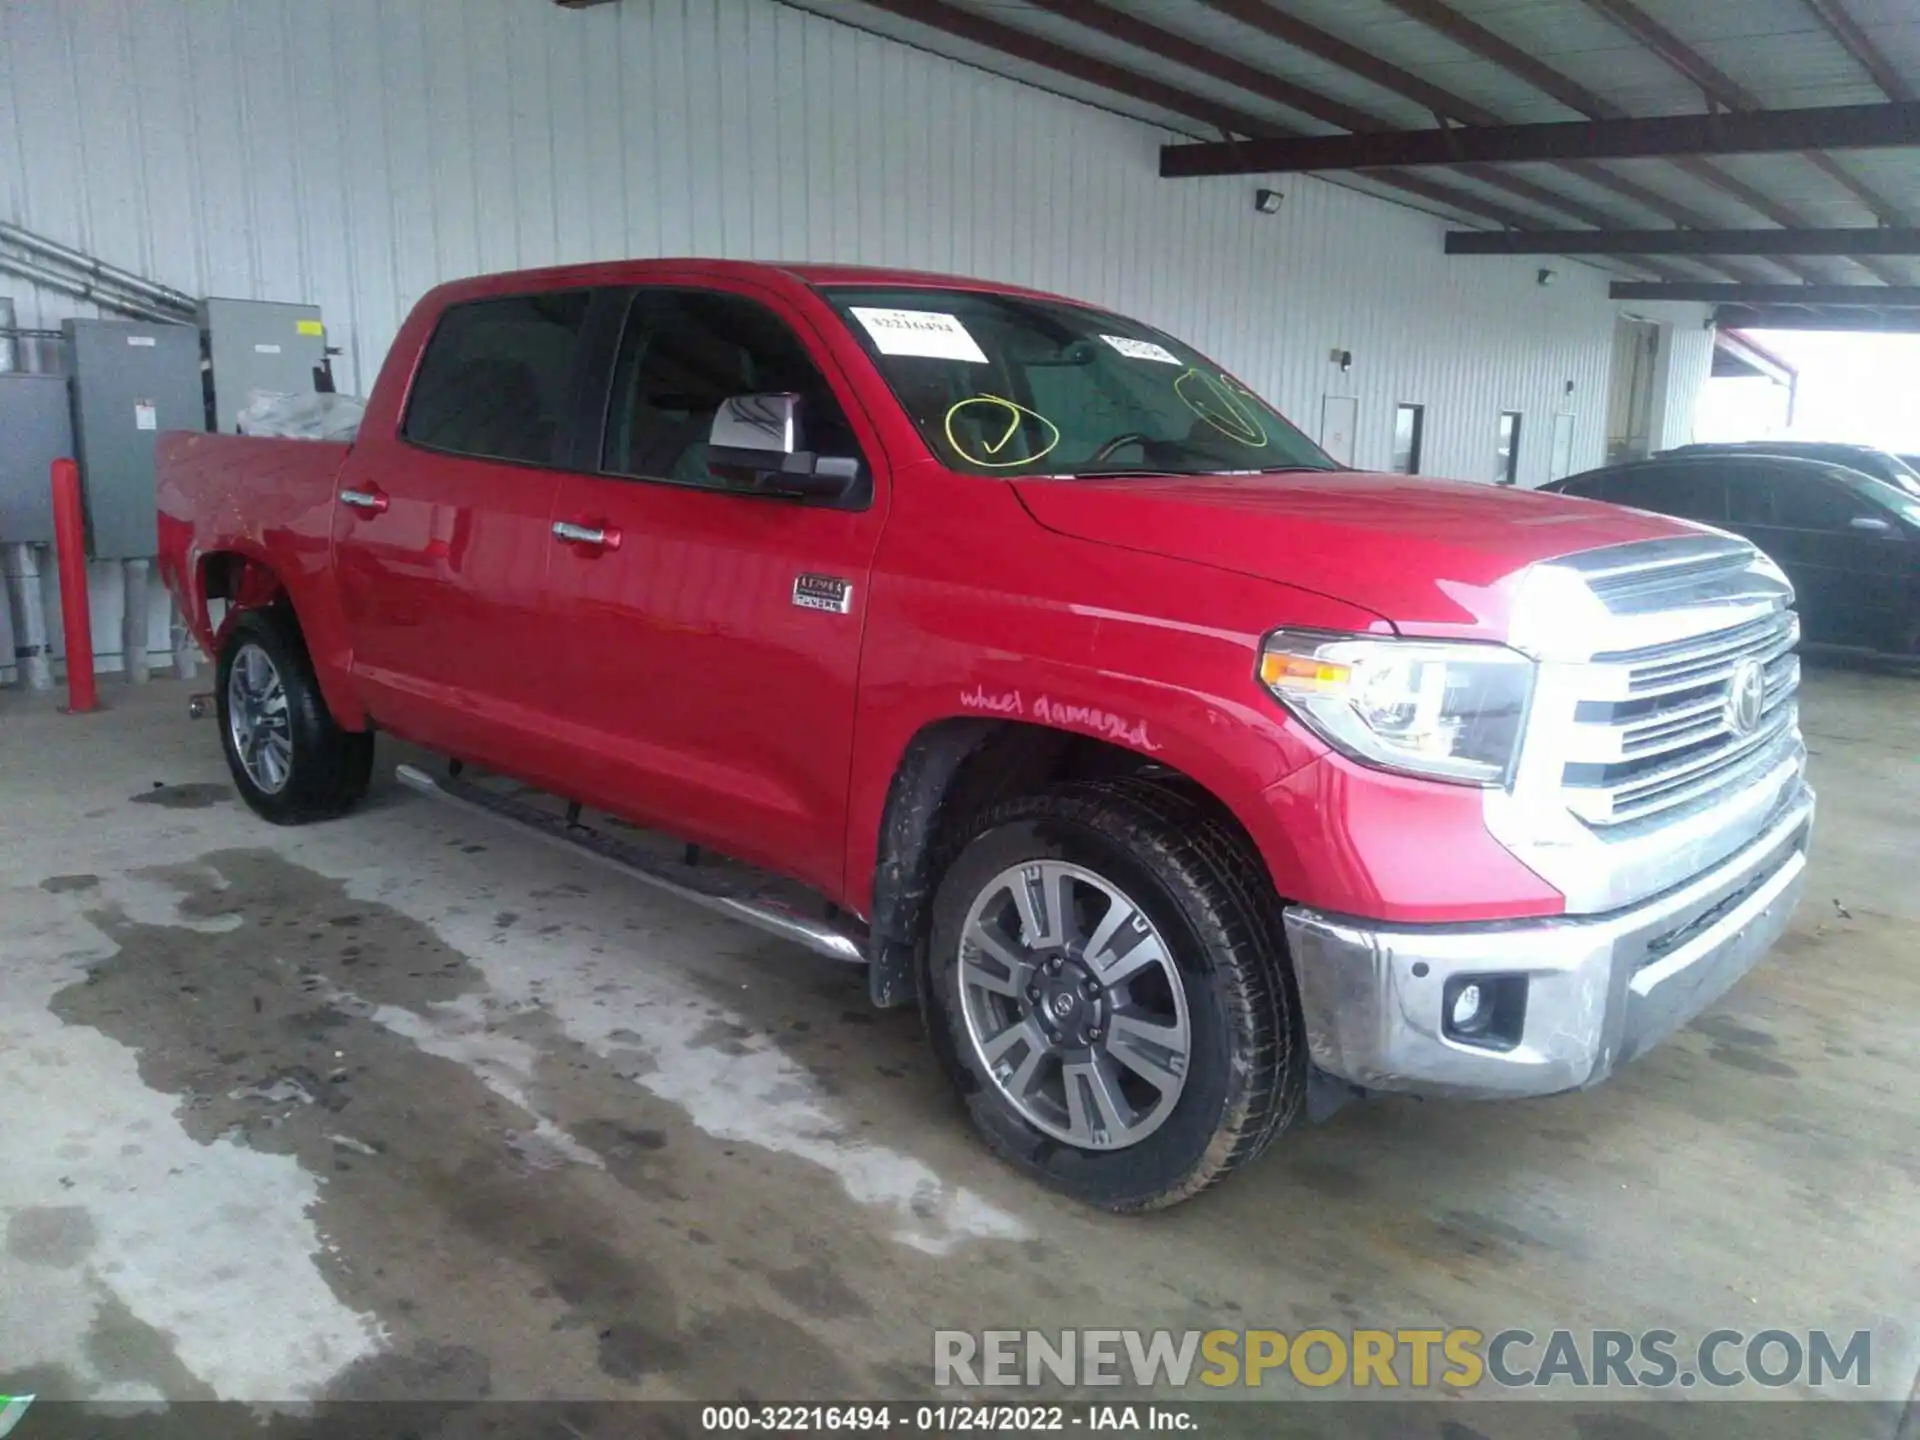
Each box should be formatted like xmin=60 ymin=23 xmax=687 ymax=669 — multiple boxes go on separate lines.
xmin=1561 ymin=609 xmax=1801 ymax=827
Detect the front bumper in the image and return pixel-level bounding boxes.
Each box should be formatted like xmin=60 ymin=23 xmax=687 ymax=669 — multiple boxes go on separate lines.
xmin=1282 ymin=780 xmax=1814 ymax=1099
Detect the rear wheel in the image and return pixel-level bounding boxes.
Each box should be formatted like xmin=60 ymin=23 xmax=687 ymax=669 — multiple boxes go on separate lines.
xmin=924 ymin=779 xmax=1305 ymax=1210
xmin=216 ymin=608 xmax=373 ymax=824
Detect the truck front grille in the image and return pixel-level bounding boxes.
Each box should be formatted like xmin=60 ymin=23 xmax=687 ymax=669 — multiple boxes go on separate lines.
xmin=1560 ymin=610 xmax=1801 ymax=827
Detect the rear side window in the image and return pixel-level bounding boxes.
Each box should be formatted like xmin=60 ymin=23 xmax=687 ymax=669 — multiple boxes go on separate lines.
xmin=403 ymin=291 xmax=592 ymax=465
xmin=1608 ymin=467 xmax=1726 ymax=523
xmin=1605 ymin=468 xmax=1728 ymax=526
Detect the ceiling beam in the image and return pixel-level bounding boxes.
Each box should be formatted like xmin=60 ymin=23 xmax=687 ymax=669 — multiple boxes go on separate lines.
xmin=1160 ymin=102 xmax=1920 ymax=175
xmin=1802 ymin=0 xmax=1915 ymax=102
xmin=1613 ymin=282 xmax=1920 ymax=304
xmin=1174 ymin=0 xmax=1765 ymax=280
xmin=1577 ymin=0 xmax=1751 ymax=102
xmin=1714 ymin=304 xmax=1920 ymax=331
xmin=1451 ymin=228 xmax=1920 ymax=257
xmin=1374 ymin=0 xmax=1835 ymax=283
xmin=1204 ymin=0 xmax=1481 ymax=123
xmin=1024 ymin=0 xmax=1378 ymax=131
xmin=854 ymin=0 xmax=1587 ymax=236
xmin=1376 ymin=0 xmax=1620 ymax=119
xmin=1576 ymin=0 xmax=1914 ymax=281
xmin=1024 ymin=0 xmax=1693 ymax=249
xmin=859 ymin=0 xmax=1278 ymax=139
xmin=864 ymin=0 xmax=1710 ymax=273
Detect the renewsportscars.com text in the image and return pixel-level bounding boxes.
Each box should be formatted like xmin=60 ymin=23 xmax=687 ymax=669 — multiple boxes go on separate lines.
xmin=933 ymin=1327 xmax=1873 ymax=1392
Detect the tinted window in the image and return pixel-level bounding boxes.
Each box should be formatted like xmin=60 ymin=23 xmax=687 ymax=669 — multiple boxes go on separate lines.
xmin=1725 ymin=469 xmax=1777 ymax=526
xmin=1607 ymin=467 xmax=1726 ymax=523
xmin=602 ymin=289 xmax=859 ymax=489
xmin=1773 ymin=477 xmax=1860 ymax=531
xmin=403 ymin=292 xmax=591 ymax=464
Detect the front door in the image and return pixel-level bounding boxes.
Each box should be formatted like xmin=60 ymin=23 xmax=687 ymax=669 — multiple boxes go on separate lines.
xmin=543 ymin=283 xmax=889 ymax=894
xmin=1726 ymin=466 xmax=1905 ymax=650
xmin=331 ymin=289 xmax=591 ymax=763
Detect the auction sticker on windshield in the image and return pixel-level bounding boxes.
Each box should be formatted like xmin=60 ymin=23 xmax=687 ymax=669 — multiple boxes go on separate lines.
xmin=1100 ymin=334 xmax=1180 ymax=364
xmin=851 ymin=307 xmax=989 ymax=363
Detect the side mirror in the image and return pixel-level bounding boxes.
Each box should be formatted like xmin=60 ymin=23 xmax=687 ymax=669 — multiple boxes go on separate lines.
xmin=1848 ymin=515 xmax=1894 ymax=535
xmin=708 ymin=393 xmax=861 ymax=501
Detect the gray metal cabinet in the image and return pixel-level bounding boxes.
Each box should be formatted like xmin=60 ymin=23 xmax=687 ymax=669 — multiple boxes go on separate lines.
xmin=62 ymin=318 xmax=205 ymax=559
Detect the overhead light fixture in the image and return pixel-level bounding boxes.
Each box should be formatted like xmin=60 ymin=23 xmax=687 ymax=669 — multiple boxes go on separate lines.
xmin=1254 ymin=189 xmax=1283 ymax=215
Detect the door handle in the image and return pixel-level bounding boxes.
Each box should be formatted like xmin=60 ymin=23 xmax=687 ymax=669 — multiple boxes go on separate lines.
xmin=339 ymin=487 xmax=389 ymax=514
xmin=552 ymin=519 xmax=622 ymax=552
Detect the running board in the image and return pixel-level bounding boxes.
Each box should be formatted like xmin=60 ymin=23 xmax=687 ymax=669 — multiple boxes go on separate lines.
xmin=393 ymin=764 xmax=868 ymax=966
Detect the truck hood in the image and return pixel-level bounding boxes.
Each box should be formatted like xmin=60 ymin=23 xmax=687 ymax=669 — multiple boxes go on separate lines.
xmin=1011 ymin=470 xmax=1698 ymax=637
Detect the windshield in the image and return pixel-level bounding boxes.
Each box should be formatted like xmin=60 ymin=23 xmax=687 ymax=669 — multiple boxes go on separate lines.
xmin=824 ymin=286 xmax=1337 ymax=479
xmin=1828 ymin=466 xmax=1920 ymax=527
xmin=1883 ymin=454 xmax=1920 ymax=497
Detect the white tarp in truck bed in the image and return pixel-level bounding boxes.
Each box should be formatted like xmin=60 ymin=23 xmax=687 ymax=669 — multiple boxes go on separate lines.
xmin=236 ymin=390 xmax=367 ymax=443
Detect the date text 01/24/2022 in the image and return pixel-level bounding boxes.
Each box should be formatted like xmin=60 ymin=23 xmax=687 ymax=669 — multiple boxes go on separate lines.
xmin=699 ymin=1403 xmax=1196 ymax=1431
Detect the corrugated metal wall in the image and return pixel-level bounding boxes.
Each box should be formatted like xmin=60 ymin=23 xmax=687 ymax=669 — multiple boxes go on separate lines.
xmin=0 ymin=0 xmax=1711 ymax=682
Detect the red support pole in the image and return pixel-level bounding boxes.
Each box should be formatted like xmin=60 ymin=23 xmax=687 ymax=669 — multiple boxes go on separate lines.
xmin=50 ymin=457 xmax=98 ymax=714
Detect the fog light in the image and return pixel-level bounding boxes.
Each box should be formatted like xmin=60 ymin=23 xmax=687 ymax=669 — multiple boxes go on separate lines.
xmin=1441 ymin=974 xmax=1526 ymax=1051
xmin=1451 ymin=982 xmax=1487 ymax=1033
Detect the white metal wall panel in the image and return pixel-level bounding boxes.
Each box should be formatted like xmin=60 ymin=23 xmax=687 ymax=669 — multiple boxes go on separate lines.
xmin=0 ymin=0 xmax=1711 ymax=681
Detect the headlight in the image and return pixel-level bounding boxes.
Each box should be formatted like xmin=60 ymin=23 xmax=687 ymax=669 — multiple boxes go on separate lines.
xmin=1257 ymin=631 xmax=1533 ymax=785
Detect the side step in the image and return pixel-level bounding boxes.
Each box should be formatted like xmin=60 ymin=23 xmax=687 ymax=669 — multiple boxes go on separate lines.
xmin=393 ymin=764 xmax=868 ymax=967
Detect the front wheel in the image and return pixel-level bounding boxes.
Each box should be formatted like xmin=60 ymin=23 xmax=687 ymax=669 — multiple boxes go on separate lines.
xmin=924 ymin=779 xmax=1305 ymax=1210
xmin=216 ymin=607 xmax=373 ymax=824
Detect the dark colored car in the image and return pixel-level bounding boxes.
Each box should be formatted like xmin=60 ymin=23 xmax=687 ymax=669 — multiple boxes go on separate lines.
xmin=1546 ymin=454 xmax=1920 ymax=658
xmin=1661 ymin=441 xmax=1920 ymax=498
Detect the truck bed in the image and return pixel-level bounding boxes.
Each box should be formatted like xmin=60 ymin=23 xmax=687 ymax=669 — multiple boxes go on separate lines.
xmin=155 ymin=430 xmax=351 ymax=659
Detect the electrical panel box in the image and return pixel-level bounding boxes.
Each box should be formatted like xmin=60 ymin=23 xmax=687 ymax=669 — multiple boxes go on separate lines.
xmin=63 ymin=318 xmax=205 ymax=560
xmin=0 ymin=373 xmax=74 ymax=545
xmin=198 ymin=297 xmax=326 ymax=434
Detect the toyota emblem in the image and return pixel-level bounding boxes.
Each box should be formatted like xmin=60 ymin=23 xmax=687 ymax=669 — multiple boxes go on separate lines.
xmin=1725 ymin=657 xmax=1767 ymax=736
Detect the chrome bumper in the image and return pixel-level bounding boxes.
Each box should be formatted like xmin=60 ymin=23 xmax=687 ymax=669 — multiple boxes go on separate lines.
xmin=1283 ymin=780 xmax=1814 ymax=1099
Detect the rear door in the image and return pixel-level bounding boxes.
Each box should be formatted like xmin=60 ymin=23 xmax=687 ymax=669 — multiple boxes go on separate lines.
xmin=1602 ymin=464 xmax=1728 ymax=529
xmin=331 ymin=289 xmax=593 ymax=763
xmin=542 ymin=281 xmax=890 ymax=893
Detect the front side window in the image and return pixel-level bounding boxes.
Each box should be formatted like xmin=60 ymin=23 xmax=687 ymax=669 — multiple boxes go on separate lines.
xmin=824 ymin=286 xmax=1334 ymax=479
xmin=1774 ymin=475 xmax=1866 ymax=531
xmin=1801 ymin=467 xmax=1920 ymax=529
xmin=403 ymin=291 xmax=591 ymax=465
xmin=602 ymin=289 xmax=860 ymax=491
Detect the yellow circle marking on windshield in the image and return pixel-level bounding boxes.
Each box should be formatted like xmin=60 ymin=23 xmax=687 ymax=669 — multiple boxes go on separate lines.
xmin=1175 ymin=369 xmax=1269 ymax=448
xmin=944 ymin=394 xmax=1062 ymax=469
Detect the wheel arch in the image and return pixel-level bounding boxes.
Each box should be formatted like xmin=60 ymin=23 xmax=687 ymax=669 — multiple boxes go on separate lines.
xmin=866 ymin=715 xmax=1282 ymax=1009
xmin=197 ymin=547 xmax=368 ymax=730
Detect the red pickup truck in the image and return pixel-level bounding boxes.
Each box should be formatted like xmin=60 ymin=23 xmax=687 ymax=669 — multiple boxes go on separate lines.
xmin=157 ymin=260 xmax=1813 ymax=1210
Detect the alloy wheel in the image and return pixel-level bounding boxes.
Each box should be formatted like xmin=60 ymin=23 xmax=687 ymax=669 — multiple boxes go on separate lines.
xmin=226 ymin=642 xmax=294 ymax=794
xmin=958 ymin=860 xmax=1191 ymax=1150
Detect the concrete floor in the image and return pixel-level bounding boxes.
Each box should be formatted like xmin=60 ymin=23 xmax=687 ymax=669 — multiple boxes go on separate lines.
xmin=1 ymin=666 xmax=1914 ymax=1433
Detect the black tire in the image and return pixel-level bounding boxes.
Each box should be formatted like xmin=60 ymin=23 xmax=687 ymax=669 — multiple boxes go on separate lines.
xmin=923 ymin=778 xmax=1305 ymax=1210
xmin=216 ymin=607 xmax=373 ymax=825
